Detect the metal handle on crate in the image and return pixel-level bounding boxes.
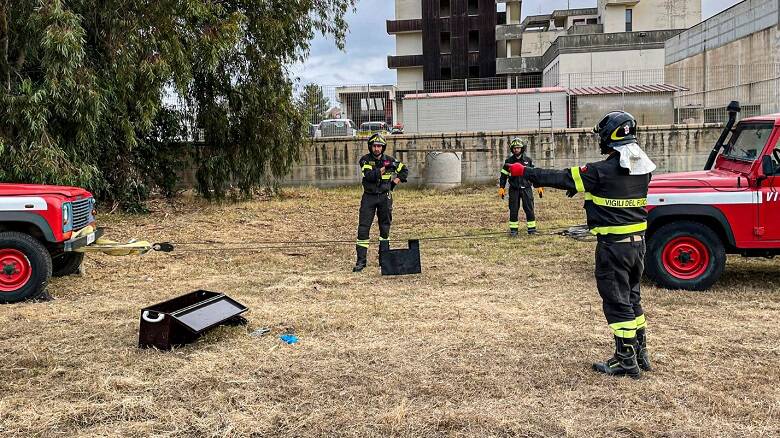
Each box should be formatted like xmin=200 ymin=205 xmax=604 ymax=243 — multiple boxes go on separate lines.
xmin=142 ymin=311 xmax=165 ymax=323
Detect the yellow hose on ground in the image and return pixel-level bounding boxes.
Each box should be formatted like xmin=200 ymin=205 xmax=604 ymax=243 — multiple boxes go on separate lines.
xmin=75 ymin=238 xmax=152 ymax=256
xmin=72 ymin=226 xmax=152 ymax=256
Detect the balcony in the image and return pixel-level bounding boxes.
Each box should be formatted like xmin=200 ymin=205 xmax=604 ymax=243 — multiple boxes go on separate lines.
xmin=496 ymin=24 xmax=523 ymax=41
xmin=496 ymin=56 xmax=543 ymax=75
xmin=604 ymin=0 xmax=640 ymax=5
xmin=566 ymin=24 xmax=603 ymax=35
xmin=542 ymin=29 xmax=685 ymax=68
xmin=386 ymin=19 xmax=422 ymax=34
xmin=387 ymin=54 xmax=423 ymax=69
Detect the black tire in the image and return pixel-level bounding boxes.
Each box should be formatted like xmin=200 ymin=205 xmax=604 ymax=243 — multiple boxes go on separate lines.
xmin=52 ymin=252 xmax=84 ymax=277
xmin=645 ymin=221 xmax=726 ymax=291
xmin=0 ymin=231 xmax=53 ymax=303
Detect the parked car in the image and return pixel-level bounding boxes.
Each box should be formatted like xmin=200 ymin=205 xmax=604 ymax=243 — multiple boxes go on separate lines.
xmin=315 ymin=119 xmax=357 ymax=138
xmin=390 ymin=123 xmax=404 ymax=135
xmin=357 ymin=121 xmax=390 ymax=138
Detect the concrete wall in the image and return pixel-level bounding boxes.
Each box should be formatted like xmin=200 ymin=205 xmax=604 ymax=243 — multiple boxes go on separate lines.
xmin=507 ymin=39 xmax=522 ymax=57
xmin=573 ymin=93 xmax=675 ymax=127
xmin=396 ymin=32 xmax=423 ymax=55
xmin=543 ymin=49 xmax=666 ymax=86
xmin=397 ymin=68 xmax=424 ymax=90
xmin=665 ymin=0 xmax=778 ymax=65
xmin=665 ymin=7 xmax=780 ymax=119
xmin=562 ymin=14 xmax=600 ymax=29
xmin=665 ymin=23 xmax=779 ymax=72
xmin=403 ymin=90 xmax=568 ymax=133
xmin=599 ymin=0 xmax=701 ymax=33
xmin=395 ymin=0 xmax=421 ymax=20
xmin=284 ymin=124 xmax=724 ymax=187
xmin=522 ymin=30 xmax=565 ymax=57
xmin=506 ymin=1 xmax=521 ymax=24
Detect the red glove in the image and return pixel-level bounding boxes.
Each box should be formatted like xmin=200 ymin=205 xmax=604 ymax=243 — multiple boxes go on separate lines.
xmin=509 ymin=162 xmax=526 ymax=177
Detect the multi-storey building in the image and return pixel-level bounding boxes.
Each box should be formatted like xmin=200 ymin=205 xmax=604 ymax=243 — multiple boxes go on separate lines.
xmin=387 ymin=0 xmax=498 ymax=90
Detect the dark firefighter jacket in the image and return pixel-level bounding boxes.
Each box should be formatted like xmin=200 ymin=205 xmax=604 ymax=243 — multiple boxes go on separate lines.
xmin=359 ymin=153 xmax=409 ymax=194
xmin=523 ymin=153 xmax=651 ymax=238
xmin=500 ymin=153 xmax=534 ymax=189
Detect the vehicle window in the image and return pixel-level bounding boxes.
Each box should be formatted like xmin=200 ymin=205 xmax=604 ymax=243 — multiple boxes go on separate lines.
xmin=724 ymin=123 xmax=775 ymax=161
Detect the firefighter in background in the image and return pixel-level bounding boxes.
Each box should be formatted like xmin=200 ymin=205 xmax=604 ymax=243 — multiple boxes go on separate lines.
xmin=499 ymin=138 xmax=543 ymax=236
xmin=353 ymin=133 xmax=409 ymax=272
xmin=508 ymin=111 xmax=655 ymax=378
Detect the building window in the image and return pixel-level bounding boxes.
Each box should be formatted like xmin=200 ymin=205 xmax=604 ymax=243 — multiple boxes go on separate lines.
xmin=573 ymin=19 xmax=585 ymax=26
xmin=440 ymin=32 xmax=451 ymax=54
xmin=468 ymin=30 xmax=479 ymax=52
xmin=440 ymin=0 xmax=450 ymax=17
xmin=441 ymin=67 xmax=452 ymax=80
xmin=468 ymin=65 xmax=480 ymax=78
xmin=586 ymin=18 xmax=598 ymax=24
xmin=625 ymin=9 xmax=633 ymax=32
xmin=468 ymin=0 xmax=479 ymax=15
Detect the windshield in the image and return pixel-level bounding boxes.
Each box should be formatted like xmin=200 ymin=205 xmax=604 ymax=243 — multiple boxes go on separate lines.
xmin=723 ymin=123 xmax=775 ymax=161
xmin=361 ymin=123 xmax=384 ymax=131
xmin=323 ymin=121 xmax=346 ymax=129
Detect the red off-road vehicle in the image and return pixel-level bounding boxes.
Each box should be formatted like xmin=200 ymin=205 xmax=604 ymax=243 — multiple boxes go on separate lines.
xmin=646 ymin=102 xmax=780 ymax=290
xmin=0 ymin=183 xmax=102 ymax=303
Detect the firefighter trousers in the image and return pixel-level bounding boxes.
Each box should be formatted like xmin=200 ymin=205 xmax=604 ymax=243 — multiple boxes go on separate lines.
xmin=508 ymin=187 xmax=536 ymax=230
xmin=355 ymin=192 xmax=393 ymax=260
xmin=595 ymin=237 xmax=647 ymax=339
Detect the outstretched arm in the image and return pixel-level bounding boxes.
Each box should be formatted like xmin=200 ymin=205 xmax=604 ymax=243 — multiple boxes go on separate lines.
xmin=509 ymin=163 xmax=599 ymax=194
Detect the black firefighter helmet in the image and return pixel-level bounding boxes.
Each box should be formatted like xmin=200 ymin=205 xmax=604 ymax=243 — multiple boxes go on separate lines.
xmin=593 ymin=111 xmax=637 ymax=153
xmin=367 ymin=133 xmax=387 ymax=155
xmin=510 ymin=137 xmax=527 ymax=155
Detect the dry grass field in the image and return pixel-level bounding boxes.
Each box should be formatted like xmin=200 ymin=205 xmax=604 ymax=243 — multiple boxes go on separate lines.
xmin=1 ymin=186 xmax=779 ymax=437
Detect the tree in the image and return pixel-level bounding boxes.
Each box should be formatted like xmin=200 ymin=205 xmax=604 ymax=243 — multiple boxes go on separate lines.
xmin=298 ymin=84 xmax=331 ymax=125
xmin=0 ymin=0 xmax=356 ymax=208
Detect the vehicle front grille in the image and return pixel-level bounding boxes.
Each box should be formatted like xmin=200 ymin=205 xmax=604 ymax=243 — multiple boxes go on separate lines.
xmin=72 ymin=198 xmax=93 ymax=231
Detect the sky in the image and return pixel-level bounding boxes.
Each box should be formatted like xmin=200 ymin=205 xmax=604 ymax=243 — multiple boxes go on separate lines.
xmin=290 ymin=0 xmax=744 ymax=86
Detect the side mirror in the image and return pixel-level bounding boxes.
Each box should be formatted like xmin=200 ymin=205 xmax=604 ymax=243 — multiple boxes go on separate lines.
xmin=762 ymin=155 xmax=775 ymax=176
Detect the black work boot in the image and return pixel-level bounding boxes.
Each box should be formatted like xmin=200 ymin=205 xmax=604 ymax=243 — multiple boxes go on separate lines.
xmin=509 ymin=229 xmax=518 ymax=237
xmin=636 ymin=328 xmax=652 ymax=371
xmin=527 ymin=228 xmax=538 ymax=235
xmin=592 ymin=336 xmax=641 ymax=379
xmin=352 ymin=246 xmax=367 ymax=272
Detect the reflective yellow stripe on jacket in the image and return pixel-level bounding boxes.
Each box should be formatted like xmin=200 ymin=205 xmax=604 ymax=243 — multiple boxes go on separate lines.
xmin=570 ymin=167 xmax=585 ymax=193
xmin=584 ymin=193 xmax=648 ymax=208
xmin=590 ymin=222 xmax=647 ymax=236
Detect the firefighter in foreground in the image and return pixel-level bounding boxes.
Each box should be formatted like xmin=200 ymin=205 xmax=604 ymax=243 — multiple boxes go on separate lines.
xmin=353 ymin=133 xmax=409 ymax=272
xmin=498 ymin=138 xmax=543 ymax=235
xmin=508 ymin=111 xmax=655 ymax=378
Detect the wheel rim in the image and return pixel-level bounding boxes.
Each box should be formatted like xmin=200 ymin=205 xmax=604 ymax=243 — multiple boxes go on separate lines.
xmin=0 ymin=249 xmax=32 ymax=292
xmin=662 ymin=236 xmax=710 ymax=281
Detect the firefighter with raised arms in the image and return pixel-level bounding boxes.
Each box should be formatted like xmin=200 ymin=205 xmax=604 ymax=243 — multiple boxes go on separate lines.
xmin=353 ymin=133 xmax=409 ymax=272
xmin=499 ymin=137 xmax=542 ymax=236
xmin=508 ymin=111 xmax=656 ymax=378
